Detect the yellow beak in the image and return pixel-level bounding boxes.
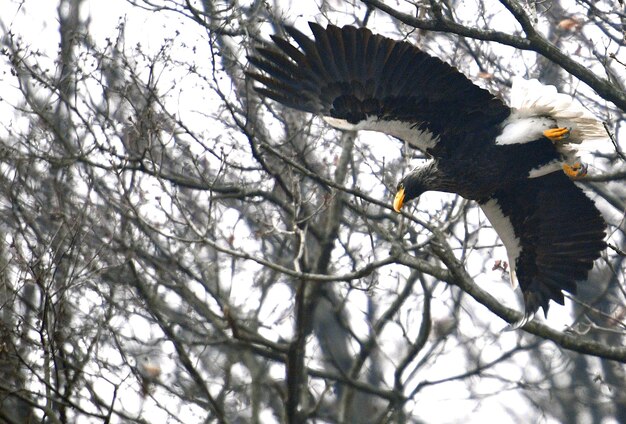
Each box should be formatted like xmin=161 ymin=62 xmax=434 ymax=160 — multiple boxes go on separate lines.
xmin=393 ymin=186 xmax=405 ymax=212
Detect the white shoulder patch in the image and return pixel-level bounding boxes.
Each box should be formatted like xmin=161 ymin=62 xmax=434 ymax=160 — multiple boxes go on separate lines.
xmin=480 ymin=199 xmax=522 ymax=289
xmin=322 ymin=116 xmax=439 ymax=151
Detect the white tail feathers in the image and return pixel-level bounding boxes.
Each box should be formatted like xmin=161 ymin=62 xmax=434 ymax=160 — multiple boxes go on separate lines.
xmin=510 ymin=78 xmax=607 ymax=143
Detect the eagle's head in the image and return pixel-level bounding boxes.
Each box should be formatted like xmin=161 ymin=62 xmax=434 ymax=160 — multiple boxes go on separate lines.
xmin=393 ymin=161 xmax=441 ymax=212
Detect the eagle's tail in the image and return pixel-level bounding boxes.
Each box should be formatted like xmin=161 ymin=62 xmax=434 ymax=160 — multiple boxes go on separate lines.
xmin=509 ymin=78 xmax=607 ymax=144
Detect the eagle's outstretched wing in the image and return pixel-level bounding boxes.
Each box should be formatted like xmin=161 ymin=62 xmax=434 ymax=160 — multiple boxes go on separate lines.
xmin=480 ymin=172 xmax=606 ymax=322
xmin=247 ymin=22 xmax=510 ymax=153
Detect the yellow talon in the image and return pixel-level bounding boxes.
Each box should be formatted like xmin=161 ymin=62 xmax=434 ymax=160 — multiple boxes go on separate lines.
xmin=544 ymin=127 xmax=570 ymax=142
xmin=563 ymin=162 xmax=587 ymax=179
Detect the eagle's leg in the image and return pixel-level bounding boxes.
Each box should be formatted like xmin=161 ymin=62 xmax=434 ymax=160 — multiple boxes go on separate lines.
xmin=563 ymin=161 xmax=588 ymax=179
xmin=543 ymin=127 xmax=570 ymax=141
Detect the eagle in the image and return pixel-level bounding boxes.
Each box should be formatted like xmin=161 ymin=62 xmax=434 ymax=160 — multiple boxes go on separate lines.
xmin=246 ymin=22 xmax=607 ymax=325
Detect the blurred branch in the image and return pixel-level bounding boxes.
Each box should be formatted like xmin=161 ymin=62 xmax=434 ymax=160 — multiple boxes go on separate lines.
xmin=128 ymin=261 xmax=227 ymax=423
xmin=398 ymin=232 xmax=626 ymax=363
xmin=360 ymin=0 xmax=626 ymax=111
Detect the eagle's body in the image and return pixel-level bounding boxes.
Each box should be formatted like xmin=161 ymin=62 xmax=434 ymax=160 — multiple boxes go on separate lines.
xmin=247 ymin=23 xmax=606 ymax=324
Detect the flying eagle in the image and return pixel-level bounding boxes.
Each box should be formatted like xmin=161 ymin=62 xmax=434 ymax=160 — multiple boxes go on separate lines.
xmin=247 ymin=22 xmax=606 ymax=324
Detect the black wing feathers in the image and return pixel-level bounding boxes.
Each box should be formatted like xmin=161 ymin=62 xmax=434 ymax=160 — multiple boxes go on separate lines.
xmin=247 ymin=22 xmax=510 ymax=144
xmin=489 ymin=172 xmax=606 ymax=315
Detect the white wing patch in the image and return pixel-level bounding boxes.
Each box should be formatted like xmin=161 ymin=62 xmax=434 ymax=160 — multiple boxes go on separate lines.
xmin=480 ymin=198 xmax=522 ymax=289
xmin=527 ymin=160 xmax=562 ymax=178
xmin=323 ymin=116 xmax=439 ymax=151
